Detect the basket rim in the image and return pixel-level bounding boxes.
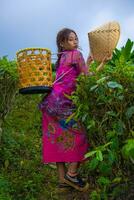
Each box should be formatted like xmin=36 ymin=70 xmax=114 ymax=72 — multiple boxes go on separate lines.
xmin=16 ymin=47 xmax=51 ymax=57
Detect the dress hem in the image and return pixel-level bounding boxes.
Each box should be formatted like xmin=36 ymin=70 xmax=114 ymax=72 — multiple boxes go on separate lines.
xmin=42 ymin=158 xmax=88 ymax=164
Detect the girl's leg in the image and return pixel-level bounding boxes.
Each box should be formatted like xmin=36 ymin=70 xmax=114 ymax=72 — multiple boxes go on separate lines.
xmin=56 ymin=162 xmax=66 ymax=183
xmin=64 ymin=162 xmax=89 ymax=191
xmin=67 ymin=162 xmax=79 ymax=176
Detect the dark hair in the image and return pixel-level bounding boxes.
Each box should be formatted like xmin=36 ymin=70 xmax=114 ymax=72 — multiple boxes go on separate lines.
xmin=55 ymin=28 xmax=78 ymax=70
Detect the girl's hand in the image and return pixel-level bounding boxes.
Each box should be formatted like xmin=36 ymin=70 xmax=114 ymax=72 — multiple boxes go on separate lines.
xmin=96 ymin=53 xmax=112 ymax=72
xmin=88 ymin=71 xmax=95 ymax=76
xmin=102 ymin=53 xmax=112 ymax=64
xmin=86 ymin=54 xmax=93 ymax=66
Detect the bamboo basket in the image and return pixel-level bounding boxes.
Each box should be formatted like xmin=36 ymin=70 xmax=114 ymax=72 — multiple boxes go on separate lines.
xmin=88 ymin=21 xmax=120 ymax=62
xmin=16 ymin=48 xmax=52 ymax=94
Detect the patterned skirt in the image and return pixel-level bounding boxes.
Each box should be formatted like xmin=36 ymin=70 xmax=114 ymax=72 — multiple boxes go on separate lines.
xmin=42 ymin=110 xmax=89 ymax=163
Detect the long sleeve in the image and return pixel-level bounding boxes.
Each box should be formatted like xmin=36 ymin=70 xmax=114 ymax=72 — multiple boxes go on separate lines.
xmin=77 ymin=51 xmax=89 ymax=75
xmin=68 ymin=50 xmax=88 ymax=75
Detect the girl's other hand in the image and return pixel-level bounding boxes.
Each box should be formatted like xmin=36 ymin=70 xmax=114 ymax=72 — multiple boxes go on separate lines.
xmin=86 ymin=54 xmax=93 ymax=66
xmin=102 ymin=53 xmax=112 ymax=64
xmin=96 ymin=53 xmax=112 ymax=72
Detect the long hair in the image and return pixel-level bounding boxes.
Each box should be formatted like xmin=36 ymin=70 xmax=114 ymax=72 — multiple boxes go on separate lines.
xmin=55 ymin=28 xmax=78 ymax=70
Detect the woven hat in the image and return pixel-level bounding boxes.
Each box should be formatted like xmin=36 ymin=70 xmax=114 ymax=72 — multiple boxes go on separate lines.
xmin=88 ymin=21 xmax=120 ymax=62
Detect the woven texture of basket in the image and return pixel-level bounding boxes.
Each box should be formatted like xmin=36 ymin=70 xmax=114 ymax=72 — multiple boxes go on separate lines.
xmin=88 ymin=21 xmax=120 ymax=62
xmin=16 ymin=48 xmax=52 ymax=94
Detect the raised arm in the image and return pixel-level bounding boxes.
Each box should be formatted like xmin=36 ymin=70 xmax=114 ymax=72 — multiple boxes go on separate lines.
xmin=96 ymin=53 xmax=112 ymax=72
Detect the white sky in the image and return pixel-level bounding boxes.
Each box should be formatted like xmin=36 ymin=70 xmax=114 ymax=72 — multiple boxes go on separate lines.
xmin=0 ymin=0 xmax=134 ymax=60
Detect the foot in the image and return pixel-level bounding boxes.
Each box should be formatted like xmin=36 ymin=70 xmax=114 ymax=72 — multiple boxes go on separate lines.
xmin=56 ymin=182 xmax=73 ymax=193
xmin=64 ymin=173 xmax=89 ymax=192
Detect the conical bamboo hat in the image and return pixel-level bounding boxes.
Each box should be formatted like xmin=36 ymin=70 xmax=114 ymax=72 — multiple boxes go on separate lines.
xmin=88 ymin=21 xmax=120 ymax=62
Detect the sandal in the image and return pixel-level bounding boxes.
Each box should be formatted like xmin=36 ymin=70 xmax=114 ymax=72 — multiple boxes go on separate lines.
xmin=56 ymin=182 xmax=73 ymax=193
xmin=64 ymin=174 xmax=89 ymax=192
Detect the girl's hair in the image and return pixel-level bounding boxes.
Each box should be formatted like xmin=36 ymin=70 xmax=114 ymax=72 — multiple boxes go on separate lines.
xmin=55 ymin=28 xmax=78 ymax=70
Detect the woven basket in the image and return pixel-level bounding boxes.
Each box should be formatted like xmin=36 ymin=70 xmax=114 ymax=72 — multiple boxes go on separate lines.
xmin=88 ymin=21 xmax=120 ymax=62
xmin=16 ymin=48 xmax=52 ymax=94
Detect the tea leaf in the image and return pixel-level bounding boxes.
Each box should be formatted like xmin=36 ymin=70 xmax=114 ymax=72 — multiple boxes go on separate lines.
xmin=125 ymin=106 xmax=134 ymax=119
xmin=85 ymin=150 xmax=97 ymax=158
xmin=122 ymin=139 xmax=134 ymax=159
xmin=97 ymin=176 xmax=111 ymax=186
xmin=107 ymin=81 xmax=123 ymax=89
xmin=96 ymin=150 xmax=103 ymax=161
xmin=89 ymin=157 xmax=99 ymax=170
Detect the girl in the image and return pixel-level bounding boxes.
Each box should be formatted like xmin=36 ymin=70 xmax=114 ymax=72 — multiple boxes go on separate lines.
xmin=39 ymin=28 xmax=110 ymax=192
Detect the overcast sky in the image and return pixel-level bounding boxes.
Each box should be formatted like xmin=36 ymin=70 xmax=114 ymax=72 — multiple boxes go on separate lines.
xmin=1 ymin=0 xmax=134 ymax=61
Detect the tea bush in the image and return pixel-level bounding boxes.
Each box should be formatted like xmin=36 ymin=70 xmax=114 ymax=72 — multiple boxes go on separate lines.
xmin=71 ymin=39 xmax=134 ymax=199
xmin=0 ymin=56 xmax=18 ymax=122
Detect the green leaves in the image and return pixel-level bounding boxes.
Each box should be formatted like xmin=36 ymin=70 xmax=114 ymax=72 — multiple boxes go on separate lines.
xmin=85 ymin=142 xmax=112 ymax=162
xmin=97 ymin=176 xmax=111 ymax=186
xmin=0 ymin=57 xmax=18 ymax=121
xmin=89 ymin=157 xmax=99 ymax=170
xmin=0 ymin=56 xmax=18 ymax=80
xmin=85 ymin=149 xmax=103 ymax=163
xmin=99 ymin=162 xmax=112 ymax=175
xmin=90 ymin=190 xmax=101 ymax=200
xmin=90 ymin=84 xmax=98 ymax=91
xmin=113 ymin=119 xmax=125 ymax=135
xmin=107 ymin=81 xmax=123 ymax=90
xmin=72 ymin=38 xmax=134 ymax=200
xmin=85 ymin=150 xmax=97 ymax=158
xmin=109 ymin=39 xmax=134 ymax=66
xmin=125 ymin=106 xmax=134 ymax=119
xmin=122 ymin=139 xmax=134 ymax=160
xmin=121 ymin=39 xmax=134 ymax=62
xmin=96 ymin=151 xmax=103 ymax=161
xmin=96 ymin=76 xmax=109 ymax=84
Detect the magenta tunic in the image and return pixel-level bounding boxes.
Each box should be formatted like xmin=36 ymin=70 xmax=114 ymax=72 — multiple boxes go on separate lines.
xmin=40 ymin=49 xmax=89 ymax=163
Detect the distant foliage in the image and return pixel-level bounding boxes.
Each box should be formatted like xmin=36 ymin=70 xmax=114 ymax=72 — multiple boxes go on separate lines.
xmin=0 ymin=56 xmax=18 ymax=121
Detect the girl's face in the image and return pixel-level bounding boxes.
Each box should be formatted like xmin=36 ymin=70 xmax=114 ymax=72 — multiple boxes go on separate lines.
xmin=62 ymin=32 xmax=78 ymax=50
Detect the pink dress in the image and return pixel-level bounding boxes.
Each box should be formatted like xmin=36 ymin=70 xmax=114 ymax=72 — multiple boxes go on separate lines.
xmin=39 ymin=49 xmax=89 ymax=163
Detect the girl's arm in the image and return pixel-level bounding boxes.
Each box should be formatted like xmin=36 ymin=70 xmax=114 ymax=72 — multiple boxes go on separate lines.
xmin=86 ymin=54 xmax=94 ymax=75
xmin=86 ymin=53 xmax=112 ymax=75
xmin=96 ymin=54 xmax=112 ymax=72
xmin=86 ymin=54 xmax=93 ymax=66
xmin=76 ymin=51 xmax=112 ymax=75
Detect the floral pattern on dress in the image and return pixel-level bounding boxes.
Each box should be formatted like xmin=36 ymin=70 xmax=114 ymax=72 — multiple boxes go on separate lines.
xmin=48 ymin=123 xmax=55 ymax=134
xmin=56 ymin=130 xmax=75 ymax=151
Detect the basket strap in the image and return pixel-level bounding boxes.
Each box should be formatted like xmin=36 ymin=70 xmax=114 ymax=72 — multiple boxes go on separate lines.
xmin=53 ymin=51 xmax=74 ymax=85
xmin=53 ymin=67 xmax=73 ymax=85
